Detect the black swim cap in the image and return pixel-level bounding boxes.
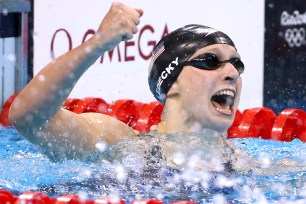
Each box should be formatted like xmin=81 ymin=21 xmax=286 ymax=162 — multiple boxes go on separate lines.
xmin=148 ymin=24 xmax=236 ymax=103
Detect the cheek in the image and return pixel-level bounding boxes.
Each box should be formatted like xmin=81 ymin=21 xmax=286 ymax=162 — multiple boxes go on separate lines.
xmin=186 ymin=69 xmax=214 ymax=91
xmin=177 ymin=68 xmax=216 ymax=103
xmin=183 ymin=72 xmax=214 ymax=111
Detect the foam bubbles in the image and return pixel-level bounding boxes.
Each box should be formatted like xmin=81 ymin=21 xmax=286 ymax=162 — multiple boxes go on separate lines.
xmin=172 ymin=152 xmax=186 ymax=165
xmin=215 ymin=175 xmax=240 ymax=188
xmin=115 ymin=165 xmax=126 ymax=183
xmin=212 ymin=194 xmax=226 ymax=204
xmin=79 ymin=168 xmax=92 ymax=177
xmin=95 ymin=141 xmax=108 ymax=152
xmin=77 ymin=191 xmax=88 ymax=202
xmin=258 ymin=153 xmax=272 ymax=168
xmin=187 ymin=153 xmax=201 ymax=168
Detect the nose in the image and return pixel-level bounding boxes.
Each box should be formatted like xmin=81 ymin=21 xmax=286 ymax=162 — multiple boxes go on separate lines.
xmin=220 ymin=62 xmax=240 ymax=83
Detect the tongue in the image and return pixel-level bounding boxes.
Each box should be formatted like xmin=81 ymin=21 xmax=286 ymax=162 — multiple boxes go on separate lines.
xmin=224 ymin=96 xmax=234 ymax=107
xmin=211 ymin=101 xmax=232 ymax=115
xmin=211 ymin=101 xmax=230 ymax=110
xmin=211 ymin=95 xmax=234 ymax=107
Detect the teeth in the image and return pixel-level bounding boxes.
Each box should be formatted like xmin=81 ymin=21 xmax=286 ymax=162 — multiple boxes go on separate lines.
xmin=216 ymin=107 xmax=232 ymax=115
xmin=215 ymin=90 xmax=235 ymax=97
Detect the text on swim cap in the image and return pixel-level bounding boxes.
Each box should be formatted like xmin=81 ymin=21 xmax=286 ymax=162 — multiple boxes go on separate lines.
xmin=156 ymin=57 xmax=179 ymax=99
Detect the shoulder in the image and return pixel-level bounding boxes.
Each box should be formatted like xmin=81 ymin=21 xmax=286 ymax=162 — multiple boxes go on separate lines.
xmin=79 ymin=112 xmax=138 ymax=144
xmin=30 ymin=109 xmax=137 ymax=161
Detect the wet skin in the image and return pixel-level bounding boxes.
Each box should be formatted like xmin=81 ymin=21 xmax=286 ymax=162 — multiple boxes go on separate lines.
xmin=172 ymin=44 xmax=242 ymax=133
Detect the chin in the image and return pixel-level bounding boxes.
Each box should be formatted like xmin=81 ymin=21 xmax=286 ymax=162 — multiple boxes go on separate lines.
xmin=210 ymin=117 xmax=234 ymax=133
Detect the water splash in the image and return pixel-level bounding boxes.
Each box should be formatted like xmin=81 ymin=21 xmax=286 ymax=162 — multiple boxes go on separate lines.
xmin=1 ymin=127 xmax=306 ymax=203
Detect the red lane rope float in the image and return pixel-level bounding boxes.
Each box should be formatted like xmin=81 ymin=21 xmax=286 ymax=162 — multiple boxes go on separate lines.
xmin=0 ymin=189 xmax=16 ymax=203
xmin=134 ymin=101 xmax=164 ymax=132
xmin=94 ymin=196 xmax=126 ymax=204
xmin=0 ymin=190 xmax=200 ymax=204
xmin=55 ymin=194 xmax=86 ymax=204
xmin=131 ymin=199 xmax=164 ymax=204
xmin=0 ymin=93 xmax=18 ymax=126
xmin=16 ymin=192 xmax=53 ymax=204
xmin=72 ymin=97 xmax=109 ymax=114
xmin=63 ymin=98 xmax=81 ymax=112
xmin=228 ymin=107 xmax=276 ymax=139
xmin=107 ymin=99 xmax=145 ymax=129
xmin=1 ymin=93 xmax=306 ymax=143
xmin=227 ymin=110 xmax=242 ymax=138
xmin=298 ymin=126 xmax=306 ymax=142
xmin=271 ymin=109 xmax=306 ymax=142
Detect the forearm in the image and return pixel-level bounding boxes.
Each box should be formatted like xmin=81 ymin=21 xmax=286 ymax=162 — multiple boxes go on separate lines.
xmin=9 ymin=35 xmax=105 ymax=130
xmin=9 ymin=2 xmax=143 ymax=135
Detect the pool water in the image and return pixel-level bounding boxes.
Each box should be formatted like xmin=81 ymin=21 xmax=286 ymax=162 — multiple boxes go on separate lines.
xmin=1 ymin=126 xmax=306 ymax=203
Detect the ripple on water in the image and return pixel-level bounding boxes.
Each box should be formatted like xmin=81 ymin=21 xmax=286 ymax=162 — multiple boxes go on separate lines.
xmin=1 ymin=127 xmax=306 ymax=203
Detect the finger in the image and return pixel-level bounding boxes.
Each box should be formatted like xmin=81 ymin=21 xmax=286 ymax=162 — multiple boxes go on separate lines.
xmin=135 ymin=8 xmax=144 ymax=17
xmin=132 ymin=26 xmax=138 ymax=34
xmin=129 ymin=9 xmax=141 ymax=25
xmin=126 ymin=19 xmax=138 ymax=34
xmin=130 ymin=15 xmax=140 ymax=25
xmin=122 ymin=31 xmax=133 ymax=41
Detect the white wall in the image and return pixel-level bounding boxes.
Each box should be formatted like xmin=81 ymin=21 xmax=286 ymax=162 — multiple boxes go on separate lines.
xmin=34 ymin=0 xmax=265 ymax=110
xmin=0 ymin=38 xmax=16 ymax=110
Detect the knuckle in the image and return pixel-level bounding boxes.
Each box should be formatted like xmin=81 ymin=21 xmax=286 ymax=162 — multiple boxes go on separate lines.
xmin=118 ymin=18 xmax=129 ymax=27
xmin=134 ymin=18 xmax=140 ymax=25
xmin=132 ymin=27 xmax=138 ymax=34
xmin=111 ymin=2 xmax=123 ymax=8
xmin=124 ymin=32 xmax=133 ymax=41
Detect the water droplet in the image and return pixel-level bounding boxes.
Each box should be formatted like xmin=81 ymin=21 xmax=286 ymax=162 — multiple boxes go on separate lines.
xmin=212 ymin=194 xmax=226 ymax=204
xmin=268 ymin=3 xmax=274 ymax=8
xmin=116 ymin=165 xmax=126 ymax=182
xmin=7 ymin=54 xmax=16 ymax=62
xmin=2 ymin=9 xmax=8 ymax=16
xmin=259 ymin=153 xmax=271 ymax=168
xmin=172 ymin=152 xmax=185 ymax=165
xmin=77 ymin=191 xmax=88 ymax=202
xmin=85 ymin=46 xmax=92 ymax=53
xmin=95 ymin=141 xmax=107 ymax=152
xmin=38 ymin=75 xmax=46 ymax=82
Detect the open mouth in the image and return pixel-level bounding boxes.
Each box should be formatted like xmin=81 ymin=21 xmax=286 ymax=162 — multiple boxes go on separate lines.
xmin=210 ymin=89 xmax=235 ymax=116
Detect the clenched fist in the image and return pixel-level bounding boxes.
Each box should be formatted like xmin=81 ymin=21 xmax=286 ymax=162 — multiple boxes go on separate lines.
xmin=95 ymin=2 xmax=143 ymax=51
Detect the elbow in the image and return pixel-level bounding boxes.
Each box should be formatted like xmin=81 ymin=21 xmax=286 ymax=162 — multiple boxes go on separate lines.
xmin=8 ymin=98 xmax=36 ymax=134
xmin=8 ymin=97 xmax=53 ymax=136
xmin=8 ymin=103 xmax=39 ymax=138
xmin=8 ymin=101 xmax=18 ymax=127
xmin=8 ymin=100 xmax=24 ymax=129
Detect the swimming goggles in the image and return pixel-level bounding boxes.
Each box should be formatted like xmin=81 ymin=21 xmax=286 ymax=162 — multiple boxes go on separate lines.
xmin=182 ymin=53 xmax=244 ymax=75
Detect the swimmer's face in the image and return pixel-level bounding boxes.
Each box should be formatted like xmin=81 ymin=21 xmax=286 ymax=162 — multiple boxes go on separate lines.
xmin=175 ymin=44 xmax=242 ymax=132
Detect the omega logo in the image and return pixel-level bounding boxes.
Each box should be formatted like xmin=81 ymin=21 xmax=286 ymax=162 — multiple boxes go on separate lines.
xmin=50 ymin=24 xmax=169 ymax=63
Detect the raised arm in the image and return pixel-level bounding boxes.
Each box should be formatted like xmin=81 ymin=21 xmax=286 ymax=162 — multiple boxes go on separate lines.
xmin=9 ymin=2 xmax=143 ymax=161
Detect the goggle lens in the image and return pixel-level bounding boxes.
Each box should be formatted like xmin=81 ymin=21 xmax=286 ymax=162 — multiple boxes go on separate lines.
xmin=183 ymin=54 xmax=244 ymax=75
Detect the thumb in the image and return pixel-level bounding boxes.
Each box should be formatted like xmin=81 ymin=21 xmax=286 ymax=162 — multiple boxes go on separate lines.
xmin=135 ymin=8 xmax=144 ymax=17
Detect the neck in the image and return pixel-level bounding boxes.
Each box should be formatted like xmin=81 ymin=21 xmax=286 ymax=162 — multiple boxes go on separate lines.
xmin=157 ymin=98 xmax=226 ymax=135
xmin=155 ymin=98 xmax=231 ymax=169
xmin=156 ymin=98 xmax=229 ymax=148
